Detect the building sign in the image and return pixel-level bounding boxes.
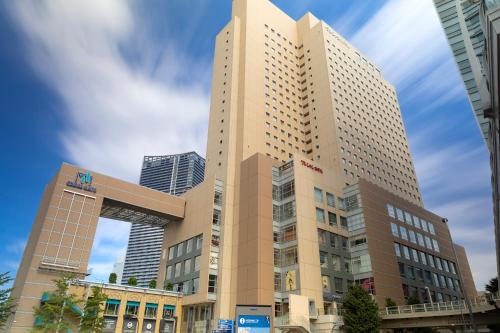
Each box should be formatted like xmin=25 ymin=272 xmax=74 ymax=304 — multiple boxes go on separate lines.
xmin=218 ymin=319 xmax=234 ymax=333
xmin=122 ymin=318 xmax=137 ymax=333
xmin=159 ymin=319 xmax=176 ymax=333
xmin=142 ymin=320 xmax=156 ymax=333
xmin=300 ymin=160 xmax=323 ymax=174
xmin=66 ymin=171 xmax=97 ymax=193
xmin=237 ymin=315 xmax=271 ymax=333
xmin=102 ymin=317 xmax=117 ymax=333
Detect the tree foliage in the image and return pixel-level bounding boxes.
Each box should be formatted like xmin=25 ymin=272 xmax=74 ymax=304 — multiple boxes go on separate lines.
xmin=485 ymin=277 xmax=498 ymax=294
xmin=108 ymin=273 xmax=117 ymax=284
xmin=406 ymin=295 xmax=420 ymax=305
xmin=385 ymin=298 xmax=397 ymax=308
xmin=149 ymin=280 xmax=157 ymax=289
xmin=31 ymin=274 xmax=81 ymax=333
xmin=79 ymin=286 xmax=108 ymax=333
xmin=165 ymin=283 xmax=173 ymax=291
xmin=0 ymin=272 xmax=16 ymax=330
xmin=127 ymin=277 xmax=137 ymax=286
xmin=342 ymin=284 xmax=380 ymax=333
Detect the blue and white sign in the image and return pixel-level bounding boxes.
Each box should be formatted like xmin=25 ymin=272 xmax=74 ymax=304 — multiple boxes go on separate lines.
xmin=237 ymin=315 xmax=271 ymax=333
xmin=218 ymin=319 xmax=234 ymax=333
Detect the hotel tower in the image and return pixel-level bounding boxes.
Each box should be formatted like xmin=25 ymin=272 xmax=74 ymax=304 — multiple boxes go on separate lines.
xmin=8 ymin=0 xmax=476 ymax=332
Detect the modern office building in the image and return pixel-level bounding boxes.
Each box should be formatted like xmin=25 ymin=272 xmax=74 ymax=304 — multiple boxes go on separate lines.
xmin=122 ymin=153 xmax=205 ymax=287
xmin=434 ymin=0 xmax=500 ymax=282
xmin=8 ymin=0 xmax=479 ymax=332
xmin=112 ymin=259 xmax=124 ymax=285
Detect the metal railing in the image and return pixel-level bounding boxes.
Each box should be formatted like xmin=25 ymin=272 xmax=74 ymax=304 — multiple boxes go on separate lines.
xmin=380 ymin=292 xmax=500 ymax=317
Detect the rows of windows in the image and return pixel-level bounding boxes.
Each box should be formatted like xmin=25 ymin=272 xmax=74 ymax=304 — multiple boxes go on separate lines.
xmin=399 ymin=261 xmax=461 ymax=296
xmin=387 ymin=204 xmax=436 ymax=235
xmin=391 ymin=222 xmax=440 ymax=252
xmin=394 ymin=243 xmax=457 ymax=275
xmin=168 ymin=235 xmax=203 ymax=260
xmin=104 ymin=301 xmax=175 ymax=319
xmin=314 ymin=187 xmax=347 ymax=229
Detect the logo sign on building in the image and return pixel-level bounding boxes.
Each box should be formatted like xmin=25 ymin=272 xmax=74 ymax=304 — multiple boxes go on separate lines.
xmin=122 ymin=319 xmax=137 ymax=333
xmin=300 ymin=160 xmax=323 ymax=174
xmin=235 ymin=305 xmax=272 ymax=333
xmin=218 ymin=319 xmax=234 ymax=333
xmin=66 ymin=171 xmax=97 ymax=193
xmin=142 ymin=320 xmax=156 ymax=333
xmin=160 ymin=319 xmax=176 ymax=333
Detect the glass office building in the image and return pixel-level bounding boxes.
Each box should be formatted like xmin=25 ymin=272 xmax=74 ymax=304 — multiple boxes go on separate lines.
xmin=122 ymin=152 xmax=205 ymax=287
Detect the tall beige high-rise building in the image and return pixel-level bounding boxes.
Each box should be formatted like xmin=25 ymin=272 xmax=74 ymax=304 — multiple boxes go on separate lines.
xmin=206 ymin=0 xmax=422 ymax=206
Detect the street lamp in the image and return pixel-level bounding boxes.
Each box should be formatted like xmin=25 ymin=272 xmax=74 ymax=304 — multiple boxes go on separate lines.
xmin=424 ymin=286 xmax=433 ymax=306
xmin=442 ymin=218 xmax=478 ymax=333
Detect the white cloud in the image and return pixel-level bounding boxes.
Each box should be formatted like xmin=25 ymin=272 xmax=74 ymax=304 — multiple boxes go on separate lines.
xmin=87 ymin=218 xmax=130 ymax=282
xmin=7 ymin=0 xmax=209 ymax=182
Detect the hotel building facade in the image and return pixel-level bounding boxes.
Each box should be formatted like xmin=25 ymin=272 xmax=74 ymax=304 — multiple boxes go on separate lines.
xmin=7 ymin=0 xmax=477 ymax=332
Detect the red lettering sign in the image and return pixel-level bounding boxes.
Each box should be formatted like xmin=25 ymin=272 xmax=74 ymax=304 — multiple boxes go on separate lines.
xmin=300 ymin=160 xmax=323 ymax=174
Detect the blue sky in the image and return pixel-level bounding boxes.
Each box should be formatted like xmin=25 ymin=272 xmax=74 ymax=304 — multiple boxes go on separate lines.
xmin=0 ymin=0 xmax=495 ymax=290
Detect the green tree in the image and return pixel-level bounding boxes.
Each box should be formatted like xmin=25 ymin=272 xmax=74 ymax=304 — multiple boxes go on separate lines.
xmin=127 ymin=277 xmax=137 ymax=286
xmin=385 ymin=298 xmax=397 ymax=308
xmin=31 ymin=274 xmax=81 ymax=333
xmin=108 ymin=273 xmax=117 ymax=284
xmin=0 ymin=272 xmax=16 ymax=330
xmin=79 ymin=286 xmax=108 ymax=333
xmin=148 ymin=280 xmax=157 ymax=289
xmin=342 ymin=284 xmax=380 ymax=333
xmin=406 ymin=295 xmax=420 ymax=305
xmin=165 ymin=283 xmax=173 ymax=291
xmin=485 ymin=277 xmax=498 ymax=294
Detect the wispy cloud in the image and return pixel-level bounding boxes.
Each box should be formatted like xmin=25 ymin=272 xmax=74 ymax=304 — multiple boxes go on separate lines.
xmin=6 ymin=0 xmax=210 ymax=182
xmin=87 ymin=218 xmax=130 ymax=282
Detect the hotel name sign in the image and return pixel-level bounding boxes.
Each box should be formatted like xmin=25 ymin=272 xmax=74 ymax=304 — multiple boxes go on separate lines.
xmin=300 ymin=160 xmax=323 ymax=174
xmin=66 ymin=171 xmax=97 ymax=193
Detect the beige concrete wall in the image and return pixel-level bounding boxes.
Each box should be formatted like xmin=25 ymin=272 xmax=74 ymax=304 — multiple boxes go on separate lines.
xmin=453 ymin=244 xmax=478 ymax=298
xmin=8 ymin=163 xmax=185 ymax=332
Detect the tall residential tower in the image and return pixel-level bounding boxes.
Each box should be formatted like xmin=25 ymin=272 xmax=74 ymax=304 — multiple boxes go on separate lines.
xmin=122 ymin=152 xmax=205 ymax=287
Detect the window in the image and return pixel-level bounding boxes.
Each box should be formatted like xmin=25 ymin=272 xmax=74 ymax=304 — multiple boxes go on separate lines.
xmin=435 ymin=257 xmax=443 ymax=270
xmin=432 ymin=273 xmax=439 ymax=287
xmin=166 ymin=266 xmax=173 ymax=279
xmin=340 ymin=216 xmax=348 ymax=229
xmin=316 ymin=208 xmax=325 ymax=223
xmin=428 ymin=223 xmax=435 ymax=235
xmin=104 ymin=300 xmax=120 ymax=316
xmin=396 ymin=208 xmax=404 ymax=221
xmin=399 ymin=263 xmax=405 ymax=277
xmin=417 ymin=233 xmax=425 ymax=247
xmin=186 ymin=238 xmax=193 ymax=253
xmin=184 ymin=259 xmax=192 ymax=275
xmin=432 ymin=239 xmax=440 ymax=252
xmin=411 ymin=249 xmax=419 ymax=263
xmin=407 ymin=266 xmax=415 ymax=279
xmin=419 ymin=251 xmax=427 ymax=265
xmin=175 ymin=263 xmax=182 ymax=277
xmin=196 ymin=235 xmax=203 ymax=250
xmin=192 ymin=278 xmax=199 ymax=294
xmin=282 ymin=225 xmax=296 ymax=242
xmin=282 ymin=247 xmax=298 ymax=266
xmin=194 ymin=256 xmax=201 ymax=272
xmin=450 ymin=262 xmax=457 ymax=274
xmin=335 ymin=278 xmax=343 ymax=292
xmin=391 ymin=223 xmax=399 ymax=237
xmin=341 ymin=237 xmax=348 ymax=250
xmin=409 ymin=230 xmax=416 ymax=244
xmin=144 ymin=304 xmax=157 ymax=319
xmin=332 ymin=255 xmax=341 ymax=271
xmin=425 ymin=236 xmax=432 ymax=250
xmin=420 ymin=219 xmax=428 ymax=232
xmin=282 ymin=180 xmax=295 ymax=199
xmin=214 ymin=191 xmax=222 ymax=206
xmin=281 ymin=201 xmax=296 ymax=220
xmin=428 ymin=254 xmax=435 ymax=268
xmin=208 ymin=275 xmax=218 ymax=293
xmin=443 ymin=260 xmax=450 ymax=272
xmin=328 ymin=212 xmax=337 ymax=226
xmin=399 ymin=226 xmax=408 ymax=241
xmin=168 ymin=247 xmax=175 ymax=260
xmin=327 ymin=193 xmax=335 ymax=207
xmin=394 ymin=243 xmax=401 ymax=257
xmin=404 ymin=212 xmax=412 ymax=225
xmin=402 ymin=246 xmax=410 ymax=260
xmin=274 ymin=273 xmax=282 ymax=291
xmin=387 ymin=204 xmax=395 ymax=218
xmin=177 ymin=242 xmax=184 ymax=257
xmin=320 ymin=252 xmax=328 ymax=268
xmin=213 ymin=209 xmax=222 ymax=226
xmin=314 ymin=187 xmax=323 ymax=203
xmin=318 ymin=229 xmax=327 ymax=245
xmin=413 ymin=216 xmax=421 ymax=229
xmin=126 ymin=301 xmax=139 ymax=316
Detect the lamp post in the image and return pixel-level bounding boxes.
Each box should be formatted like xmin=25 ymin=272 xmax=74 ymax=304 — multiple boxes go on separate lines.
xmin=424 ymin=286 xmax=433 ymax=306
xmin=442 ymin=218 xmax=478 ymax=333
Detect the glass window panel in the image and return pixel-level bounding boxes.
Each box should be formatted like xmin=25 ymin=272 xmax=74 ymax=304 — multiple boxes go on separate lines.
xmin=409 ymin=230 xmax=417 ymax=244
xmin=327 ymin=193 xmax=335 ymax=207
xmin=316 ymin=208 xmax=325 ymax=223
xmin=394 ymin=243 xmax=401 ymax=257
xmin=387 ymin=204 xmax=395 ymax=218
xmin=391 ymin=223 xmax=399 ymax=237
xmin=314 ymin=187 xmax=323 ymax=203
xmin=400 ymin=226 xmax=408 ymax=241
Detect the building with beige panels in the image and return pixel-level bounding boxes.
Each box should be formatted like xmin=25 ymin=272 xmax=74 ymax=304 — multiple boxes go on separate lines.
xmin=7 ymin=0 xmax=478 ymax=332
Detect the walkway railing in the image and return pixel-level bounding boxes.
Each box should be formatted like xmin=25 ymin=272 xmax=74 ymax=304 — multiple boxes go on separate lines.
xmin=380 ymin=292 xmax=500 ymax=317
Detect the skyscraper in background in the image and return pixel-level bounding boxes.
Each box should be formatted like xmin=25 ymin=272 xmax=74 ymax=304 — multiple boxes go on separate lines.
xmin=121 ymin=152 xmax=205 ymax=287
xmin=434 ymin=0 xmax=500 ymax=283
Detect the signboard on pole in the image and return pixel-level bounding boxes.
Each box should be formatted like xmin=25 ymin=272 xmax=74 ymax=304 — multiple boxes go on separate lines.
xmin=235 ymin=305 xmax=272 ymax=333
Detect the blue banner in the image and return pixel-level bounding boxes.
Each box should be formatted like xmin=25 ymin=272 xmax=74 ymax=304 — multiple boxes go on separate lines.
xmin=237 ymin=315 xmax=271 ymax=328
